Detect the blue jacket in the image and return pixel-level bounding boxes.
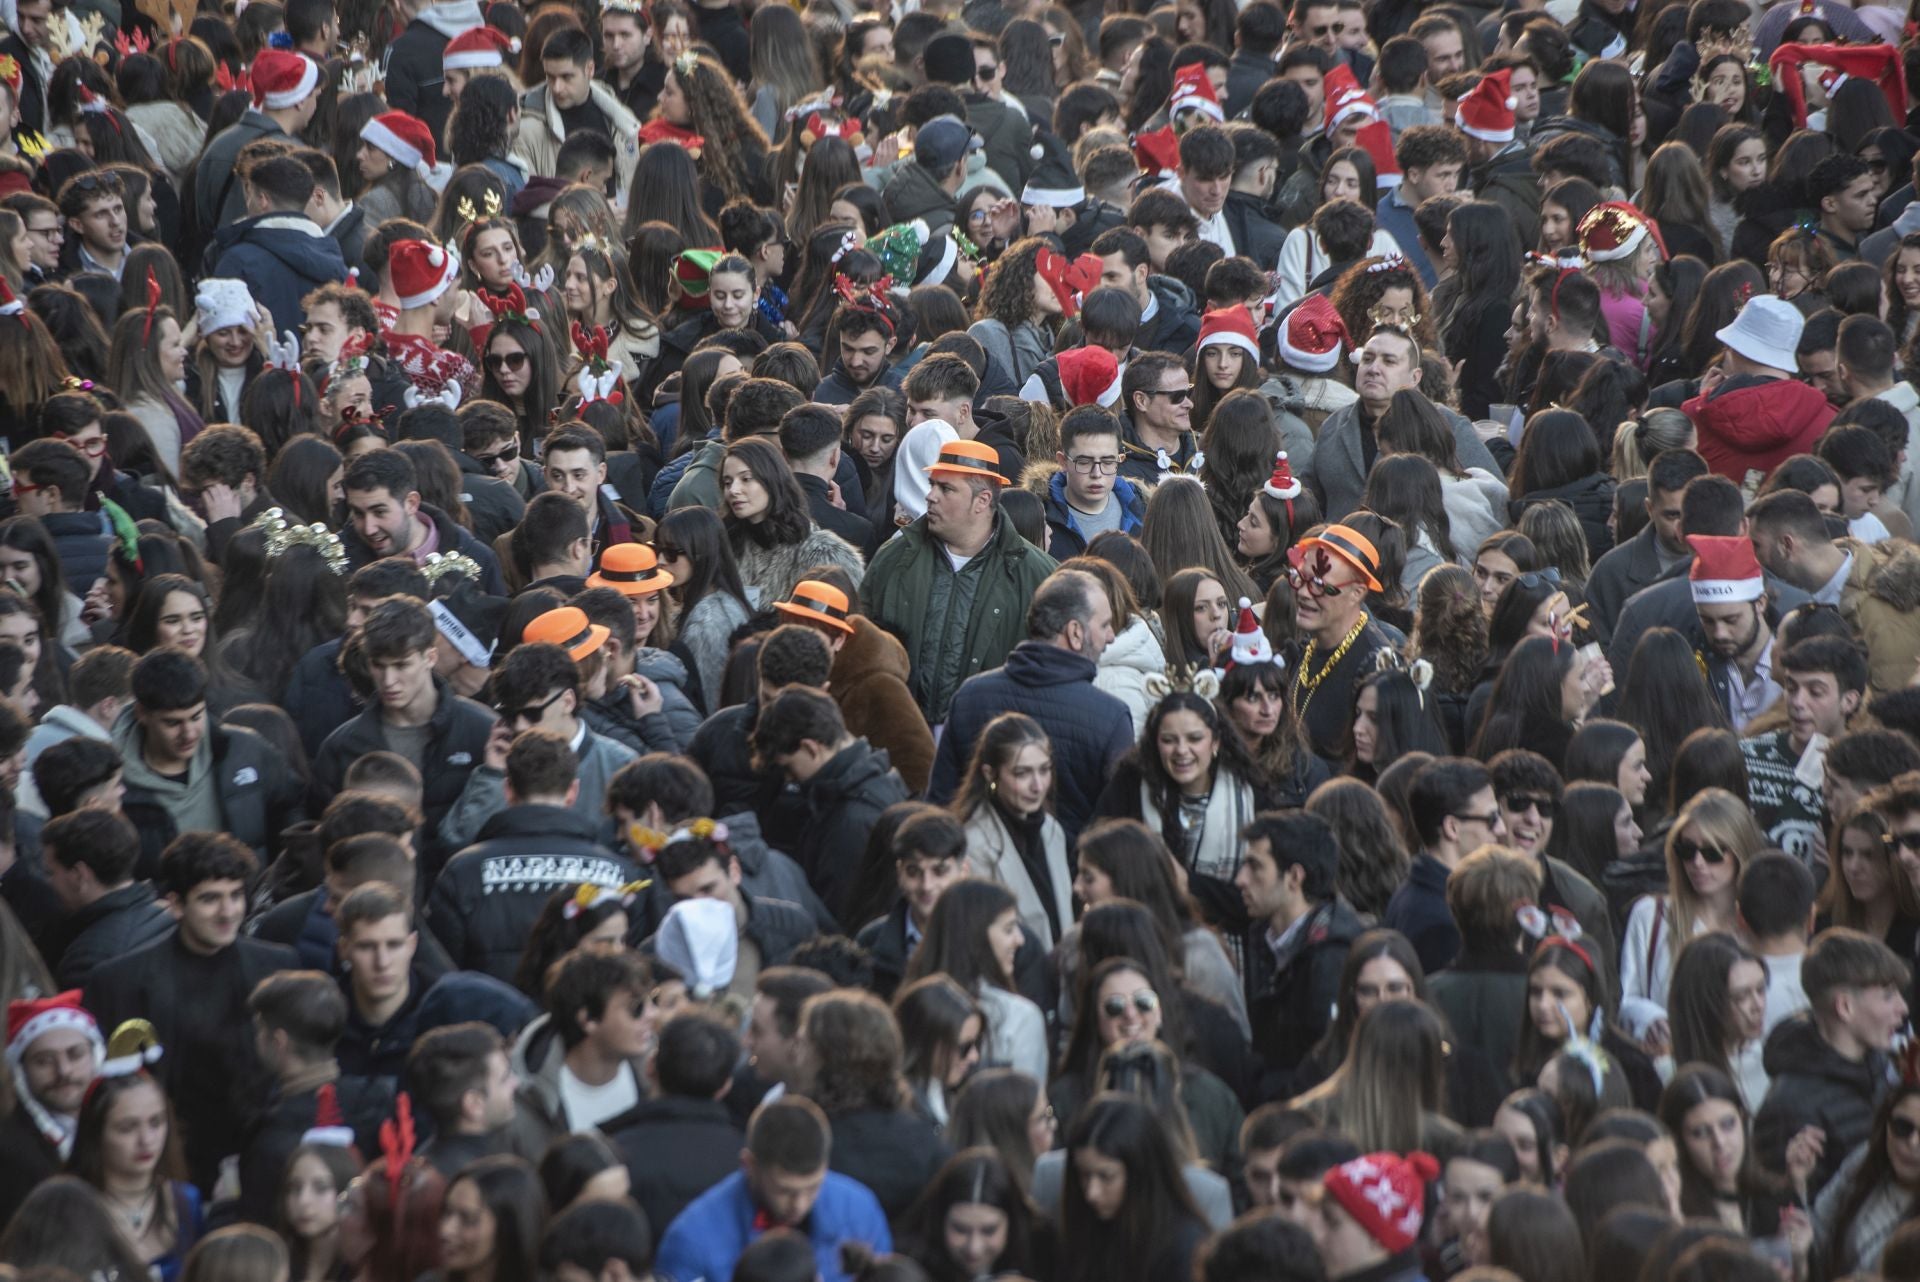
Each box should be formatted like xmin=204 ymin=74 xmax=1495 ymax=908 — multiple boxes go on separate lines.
xmin=1384 ymin=853 xmax=1460 ymax=975
xmin=655 ymin=1169 xmax=891 ymax=1282
xmin=927 ymin=641 xmax=1133 ymax=845
xmin=1374 ymin=188 xmax=1438 ymax=288
xmin=209 ymin=212 xmax=350 ymax=337
xmin=1042 ymin=471 xmax=1144 ymax=559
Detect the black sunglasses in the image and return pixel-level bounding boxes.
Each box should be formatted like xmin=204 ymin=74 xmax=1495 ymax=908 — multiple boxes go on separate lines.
xmin=474 ymin=441 xmax=519 ymax=466
xmin=1675 ymin=837 xmax=1728 ymax=866
xmin=1884 ymin=831 xmax=1920 ymax=854
xmin=485 ymin=351 xmax=529 ymax=373
xmin=496 ymin=688 xmax=566 ymax=724
xmin=1893 ymin=1117 xmax=1920 ymax=1142
xmin=1503 ymin=793 xmax=1558 ymax=819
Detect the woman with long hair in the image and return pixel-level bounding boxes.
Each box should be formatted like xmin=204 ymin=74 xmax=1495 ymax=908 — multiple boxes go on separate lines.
xmin=1143 ymin=479 xmax=1258 ymax=611
xmin=355 ymin=117 xmax=440 ymax=229
xmin=1681 ymin=259 xmax=1767 ymax=376
xmin=436 ymin=1154 xmax=547 ymax=1282
xmin=1564 ymin=719 xmax=1653 ymax=812
xmin=949 ymin=1069 xmax=1052 ymax=1197
xmin=1215 ymin=644 xmax=1326 ymax=808
xmin=1705 ymin=123 xmax=1767 ymax=259
xmin=1641 ymin=143 xmax=1719 ymax=266
xmin=188 ymin=296 xmax=268 ymax=427
xmin=720 ymin=437 xmax=864 ymax=604
xmin=1659 ymin=1065 xmax=1804 ymax=1236
xmin=1816 ymin=1082 xmax=1920 ymax=1278
xmin=561 ymin=238 xmax=660 ymax=400
xmin=1545 ymin=781 xmax=1640 ymax=889
xmin=267 ymin=437 xmax=345 ymax=528
xmin=1614 ymin=626 xmax=1728 ymax=814
xmin=1379 ymin=389 xmax=1508 ymax=564
xmin=1330 ymin=254 xmax=1437 ymax=352
xmin=653 ymin=51 xmax=772 ymax=216
xmin=1884 ymin=234 xmax=1920 ymax=346
xmin=1508 ymin=409 xmax=1614 ymax=563
xmin=1295 ymin=927 xmax=1427 ymax=1092
xmin=969 ymin=237 xmax=1063 ymax=390
xmin=1443 ymin=202 xmax=1523 ymax=420
xmin=746 ymin=3 xmax=823 ymax=140
xmin=1643 ymin=249 xmax=1709 ymax=384
xmin=1619 ymin=788 xmax=1766 ymax=1053
xmin=902 ymin=878 xmax=1049 ymax=1082
xmin=892 ymin=974 xmax=984 ymax=1131
xmin=624 ymin=145 xmax=721 ymax=246
xmin=279 ymin=1141 xmax=363 ymax=1282
xmin=898 ymin=1148 xmax=1042 ymax=1282
xmin=1292 ymin=998 xmax=1461 ymax=1156
xmin=1056 ymin=1094 xmax=1208 ymax=1282
xmin=1767 ymin=225 xmax=1835 ymax=311
xmin=511 ymin=881 xmax=635 ymax=999
xmin=1347 ymin=667 xmax=1450 ymax=782
xmin=656 ymin=255 xmax=783 ymax=397
xmin=1365 ymin=456 xmax=1455 ymax=594
xmin=1234 ymin=455 xmax=1321 ymax=594
xmin=1818 ymin=805 xmax=1920 ymax=955
xmin=1197 ymin=391 xmax=1284 ymax=546
xmin=1470 ymin=634 xmax=1590 ymax=770
xmin=479 ymin=311 xmax=564 ymax=451
xmin=1192 ymin=327 xmax=1269 ymax=452
xmin=1306 ymin=779 xmax=1412 ymax=921
xmin=217 ymin=543 xmax=349 ymax=704
xmin=1275 ymin=147 xmax=1394 ymax=308
xmin=69 ymin=1068 xmax=204 ymax=1280
xmin=953 ymin=712 xmax=1071 ymax=948
xmin=1406 ymin=564 xmax=1489 ymax=753
xmin=650 ymin=503 xmax=749 ymax=710
xmin=1668 ymin=931 xmax=1770 ymax=1110
xmin=0 ymin=517 xmax=86 ymax=655
xmin=659 ymin=347 xmax=745 ymax=462
xmin=446 ymin=79 xmax=528 ymax=202
xmin=108 ymin=301 xmax=201 ymax=477
xmin=1539 ymin=178 xmax=1600 ymax=256
xmin=1512 ymin=936 xmax=1663 ymax=1112
xmin=25 ymin=284 xmax=103 ymax=385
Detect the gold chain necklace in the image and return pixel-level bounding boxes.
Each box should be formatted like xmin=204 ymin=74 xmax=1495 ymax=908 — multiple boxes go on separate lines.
xmin=1293 ymin=613 xmax=1369 ymax=719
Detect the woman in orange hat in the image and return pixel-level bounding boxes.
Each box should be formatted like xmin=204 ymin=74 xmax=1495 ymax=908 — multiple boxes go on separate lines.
xmin=586 ymin=542 xmax=702 ymax=748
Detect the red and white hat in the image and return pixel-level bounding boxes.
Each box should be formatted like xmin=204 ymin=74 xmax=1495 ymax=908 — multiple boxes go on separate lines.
xmin=1321 ymin=63 xmax=1362 ymax=110
xmin=1264 ymin=450 xmax=1302 ymax=503
xmin=1578 ymin=201 xmax=1657 ymax=264
xmin=1688 ymin=534 xmax=1765 ymax=604
xmin=1036 ymin=248 xmax=1102 ymax=319
xmin=362 ymin=111 xmax=439 ymax=179
xmin=1457 ymin=67 xmax=1517 ymax=143
xmin=1131 ymin=126 xmax=1181 ymax=178
xmin=1226 ymin=597 xmax=1275 ymax=668
xmin=1325 ymin=84 xmax=1377 ymax=137
xmin=1768 ymin=43 xmax=1908 ymax=131
xmin=1355 ymin=119 xmax=1401 ymax=189
xmin=1198 ymin=307 xmax=1259 ymax=362
xmin=390 ymin=239 xmax=462 ymax=310
xmin=1056 ymin=345 xmax=1123 ymax=408
xmin=444 ymin=25 xmax=520 ymax=71
xmin=1279 ymin=294 xmax=1348 ymax=373
xmin=1324 ymin=1153 xmax=1441 ymax=1256
xmin=250 ymin=48 xmax=319 ymax=110
xmin=1167 ymin=63 xmax=1224 ymax=123
xmin=6 ymin=991 xmax=102 ymax=1065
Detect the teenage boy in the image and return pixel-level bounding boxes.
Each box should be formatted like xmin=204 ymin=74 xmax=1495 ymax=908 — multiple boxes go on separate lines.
xmin=86 ymin=833 xmax=298 ymax=1189
xmin=780 ymin=407 xmax=875 ymax=553
xmin=649 ymin=828 xmax=818 ymax=996
xmin=430 ymin=730 xmax=642 ymax=982
xmin=541 ymin=1200 xmax=656 ymax=1282
xmin=314 ymin=596 xmax=498 ymax=854
xmin=1374 ymin=125 xmax=1463 ymax=287
xmin=340 ymin=447 xmax=505 ymax=592
xmin=408 ymin=1021 xmax=525 ymax=1176
xmin=608 ymin=1010 xmax=745 ymax=1247
xmin=855 ymin=808 xmax=970 ymax=997
xmin=1738 ymin=852 xmax=1814 ymax=1034
xmin=7 ymin=438 xmax=114 ymax=596
xmin=1587 ymin=449 xmax=1711 ymax=637
xmin=1386 ymin=758 xmax=1506 ymax=974
xmin=333 ymin=881 xmax=431 ymax=1083
xmin=56 ymin=168 xmax=127 ymax=279
xmin=41 ymin=808 xmax=170 ymax=989
xmin=513 ymin=949 xmax=656 ymax=1145
xmin=249 ymin=792 xmax=421 ymax=969
xmin=1810 ymin=154 xmax=1876 ymax=261
xmin=530 ymin=426 xmax=645 ymax=564
xmin=1741 ymin=636 xmax=1866 ymax=867
xmin=1044 ymin=405 xmax=1146 ymax=557
xmin=1315 ymin=1150 xmax=1439 ymax=1282
xmin=1754 ymin=927 xmax=1909 ymax=1196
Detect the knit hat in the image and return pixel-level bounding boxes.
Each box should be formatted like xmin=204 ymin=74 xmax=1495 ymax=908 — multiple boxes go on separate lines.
xmin=1457 ymin=67 xmax=1516 ymax=143
xmin=654 ymin=898 xmax=739 ymax=999
xmin=1715 ymin=294 xmax=1804 ymax=372
xmin=1688 ymin=535 xmax=1765 ymax=604
xmin=1226 ymin=597 xmax=1274 ymax=667
xmin=1167 ymin=63 xmax=1224 ymax=124
xmin=588 ymin=543 xmax=675 ymax=596
xmin=443 ymin=24 xmax=519 ymax=70
xmin=775 ymin=579 xmax=858 ymax=637
xmin=1036 ymin=247 xmax=1102 ymax=318
xmin=523 ymin=605 xmax=610 ymax=660
xmin=922 ymin=32 xmax=976 ymax=87
xmin=1198 ymin=308 xmax=1259 ymax=363
xmin=1768 ymin=43 xmax=1908 ymax=130
xmin=250 ymin=48 xmax=319 ymax=109
xmin=361 ymin=111 xmax=439 ymax=179
xmin=428 ymin=587 xmax=508 ymax=669
xmin=1355 ymin=120 xmax=1401 ymax=189
xmin=193 ymin=278 xmax=262 ymax=336
xmin=928 ymin=438 xmax=1008 ymax=484
xmin=1577 ymin=201 xmax=1655 ymax=263
xmin=1278 ymin=294 xmax=1348 ymax=373
xmin=1022 ymin=132 xmax=1084 ymax=208
xmin=1323 ymin=1152 xmax=1441 ymax=1255
xmin=1056 ymin=345 xmax=1123 ymax=408
xmin=389 ymin=239 xmax=462 ymax=310
xmin=1131 ymin=126 xmax=1180 ymax=178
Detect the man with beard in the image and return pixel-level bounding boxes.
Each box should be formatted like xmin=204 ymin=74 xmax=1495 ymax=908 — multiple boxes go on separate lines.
xmin=0 ymin=992 xmax=102 ymax=1223
xmin=1691 ymin=535 xmax=1782 ymax=732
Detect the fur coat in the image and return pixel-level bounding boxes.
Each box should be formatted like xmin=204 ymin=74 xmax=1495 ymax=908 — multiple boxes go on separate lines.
xmin=831 ymin=616 xmax=934 ymax=794
xmin=733 ymin=525 xmax=866 ymax=608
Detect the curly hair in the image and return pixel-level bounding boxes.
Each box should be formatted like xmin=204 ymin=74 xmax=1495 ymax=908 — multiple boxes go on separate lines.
xmin=799 ymin=990 xmax=907 ymax=1114
xmin=977 ymin=236 xmax=1049 ymax=330
xmin=447 ymin=74 xmax=519 ymax=168
xmin=1408 ymin=563 xmax=1488 ymax=693
xmin=668 ymin=52 xmax=771 ymax=203
xmin=1330 ymin=255 xmax=1437 ymax=350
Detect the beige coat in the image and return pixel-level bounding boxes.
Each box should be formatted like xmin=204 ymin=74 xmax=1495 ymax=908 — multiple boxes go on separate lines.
xmin=961 ymin=804 xmax=1072 ymax=949
xmin=515 ymin=80 xmax=642 ymax=197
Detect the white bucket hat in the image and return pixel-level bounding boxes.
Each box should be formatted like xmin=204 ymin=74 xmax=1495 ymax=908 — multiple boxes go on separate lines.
xmin=1714 ymin=295 xmax=1804 ymax=373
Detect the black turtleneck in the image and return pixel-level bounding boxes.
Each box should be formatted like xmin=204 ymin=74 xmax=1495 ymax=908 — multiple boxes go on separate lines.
xmin=992 ymin=796 xmax=1061 ymax=938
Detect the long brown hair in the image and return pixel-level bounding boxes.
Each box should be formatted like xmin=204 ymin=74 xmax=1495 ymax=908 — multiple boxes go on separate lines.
xmin=953 ymin=712 xmax=1054 ymax=821
xmin=668 ymin=52 xmax=772 ymax=202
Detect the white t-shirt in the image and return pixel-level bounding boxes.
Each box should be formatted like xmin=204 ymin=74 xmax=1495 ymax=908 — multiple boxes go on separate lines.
xmin=1763 ymin=952 xmax=1809 ymax=1034
xmin=558 ymin=1062 xmax=640 ymax=1131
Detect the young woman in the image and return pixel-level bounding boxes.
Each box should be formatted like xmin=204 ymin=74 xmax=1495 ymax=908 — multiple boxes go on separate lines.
xmin=1640 ymin=143 xmax=1719 ymax=268
xmin=1330 ymin=254 xmax=1437 ymax=352
xmin=107 ymin=302 xmax=200 ymax=477
xmin=1884 ymin=234 xmax=1920 ymax=346
xmin=122 ymin=573 xmax=211 ymax=659
xmin=1508 ymin=409 xmax=1614 ymax=563
xmin=1198 ymin=395 xmax=1287 ymax=561
xmin=1705 ymin=124 xmax=1767 ymax=261
xmin=1379 ymin=390 xmax=1508 ymax=565
xmin=1441 ymin=1130 xmax=1524 ymax=1271
xmin=1643 ymin=257 xmax=1710 ymax=388
xmin=652 ymin=51 xmax=772 ymax=217
xmin=435 ymin=1154 xmax=546 ymax=1282
xmin=949 ymin=1069 xmax=1053 ymax=1197
xmin=1143 ymin=483 xmax=1258 ymax=620
xmin=718 ymin=199 xmax=790 ymax=324
xmin=1493 ymin=1088 xmax=1566 ymax=1188
xmin=1667 ymin=931 xmax=1770 ymax=1111
xmin=1275 ymin=147 xmax=1398 ymax=308
xmin=1364 ymin=455 xmax=1456 ymax=594
xmin=719 ymin=437 xmax=864 ymax=606
xmin=1578 ymin=203 xmax=1663 ymax=367
xmin=953 ymin=712 xmax=1072 ymax=949
xmin=1564 ymin=719 xmax=1653 ymax=809
xmin=1658 ymin=1065 xmax=1806 ymax=1238
xmin=898 ymin=1149 xmax=1042 ymax=1282
xmin=1816 ymin=1083 xmax=1920 ymax=1278
xmin=1472 ymin=531 xmax=1540 ymax=620
xmin=1818 ymin=805 xmax=1920 ymax=956
xmin=902 ymin=879 xmax=1050 ymax=1082
xmin=1056 ymin=1094 xmax=1209 ymax=1282
xmin=1191 ymin=334 xmax=1268 ymax=454
xmin=1539 ymin=178 xmax=1600 ymax=257
xmin=1235 ymin=461 xmax=1321 ymax=595
xmin=656 ymin=255 xmax=782 ymax=394
xmin=280 ymin=1142 xmax=362 ymax=1282
xmin=70 ymin=1068 xmax=205 ymax=1282
xmin=1347 ymin=668 xmax=1449 ymax=783
xmin=1512 ymin=936 xmax=1663 ymax=1113
xmin=512 ymin=882 xmax=636 ymax=999
xmin=1294 ymin=928 xmax=1427 ymax=1092
xmin=892 ymin=974 xmax=983 ymax=1130
xmin=1614 ymin=627 xmax=1729 ymax=815
xmin=1443 ymin=200 xmax=1523 ymax=420
xmin=1291 ymin=997 xmax=1461 ymax=1156
xmin=1470 ymin=635 xmax=1594 ymax=770
xmin=356 ymin=116 xmax=441 ymax=228
xmin=1619 ymin=788 xmax=1767 ymax=1054
xmin=447 ymin=79 xmax=528 ymax=203
xmin=0 ymin=517 xmax=86 ymax=655
xmin=218 ymin=542 xmax=349 ymax=705
xmin=654 ymin=505 xmax=752 ymax=712
xmin=479 ymin=309 xmax=564 ymax=452
xmin=968 ymin=237 xmax=1062 ymax=390
xmin=1545 ymin=782 xmax=1640 ymax=889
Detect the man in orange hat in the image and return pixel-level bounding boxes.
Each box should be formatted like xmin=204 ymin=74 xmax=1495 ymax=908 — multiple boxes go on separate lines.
xmin=862 ymin=438 xmax=1059 ymax=723
xmin=1279 ymin=524 xmax=1395 ymax=756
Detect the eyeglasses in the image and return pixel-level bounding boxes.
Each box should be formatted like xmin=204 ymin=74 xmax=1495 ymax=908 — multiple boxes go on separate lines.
xmin=1101 ymin=990 xmax=1159 ymax=1018
xmin=1067 ymin=455 xmax=1122 ymax=476
xmin=1452 ymin=810 xmax=1501 ymax=828
xmin=54 ymin=433 xmax=106 ymax=458
xmin=1502 ymin=793 xmax=1558 ymax=819
xmin=1285 ymin=563 xmax=1351 ymax=598
xmin=10 ymin=481 xmax=40 ymax=497
xmin=1883 ymin=831 xmax=1920 ymax=854
xmin=26 ymin=224 xmax=61 ymax=241
xmin=1892 ymin=1117 xmax=1920 ymax=1143
xmin=473 ymin=441 xmax=519 ymax=467
xmin=1048 ymin=31 xmax=1064 ymax=46
xmin=485 ymin=351 xmax=529 ymax=373
xmin=1675 ymin=837 xmax=1729 ymax=866
xmin=496 ymin=688 xmax=566 ymax=724
xmin=1144 ymin=385 xmax=1194 ymax=403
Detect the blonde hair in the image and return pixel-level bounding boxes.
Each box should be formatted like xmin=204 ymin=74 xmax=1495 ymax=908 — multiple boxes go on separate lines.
xmin=1662 ymin=787 xmax=1767 ymax=964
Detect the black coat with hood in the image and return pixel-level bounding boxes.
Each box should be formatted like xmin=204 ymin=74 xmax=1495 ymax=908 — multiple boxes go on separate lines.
xmin=1753 ymin=1013 xmax=1892 ymax=1198
xmin=1140 ymin=275 xmax=1203 ymax=354
xmin=1223 ymin=191 xmax=1288 ymax=270
xmin=209 ymin=212 xmax=351 ymax=335
xmin=55 ymin=880 xmax=175 ymax=989
xmin=1511 ymin=471 xmax=1617 ymax=563
xmin=607 ymin=1095 xmax=744 ymax=1238
xmin=382 ymin=0 xmax=483 ymax=148
xmin=793 ymin=739 xmax=912 ymax=924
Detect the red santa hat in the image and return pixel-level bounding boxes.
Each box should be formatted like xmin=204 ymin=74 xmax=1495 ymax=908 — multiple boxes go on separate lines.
xmin=1355 ymin=120 xmax=1401 ymax=189
xmin=1226 ymin=597 xmax=1276 ymax=668
xmin=7 ymin=992 xmax=102 ymax=1066
xmin=1167 ymin=62 xmax=1224 ymax=123
xmin=1055 ymin=345 xmax=1123 ymax=408
xmin=250 ymin=48 xmax=319 ymax=110
xmin=443 ymin=25 xmax=520 ymax=71
xmin=1264 ymin=450 xmax=1302 ymax=503
xmin=1688 ymin=535 xmax=1765 ymax=604
xmin=1578 ymin=201 xmax=1658 ymax=264
xmin=1457 ymin=67 xmax=1517 ymax=143
xmin=390 ymin=239 xmax=462 ymax=310
xmin=1324 ymin=84 xmax=1378 ymax=137
xmin=1278 ymin=294 xmax=1348 ymax=374
xmin=361 ymin=111 xmax=439 ymax=179
xmin=1323 ymin=1152 xmax=1442 ymax=1256
xmin=1131 ymin=126 xmax=1181 ymax=178
xmin=1321 ymin=62 xmax=1361 ymax=108
xmin=1198 ymin=308 xmax=1259 ymax=363
xmin=1768 ymin=42 xmax=1907 ymax=131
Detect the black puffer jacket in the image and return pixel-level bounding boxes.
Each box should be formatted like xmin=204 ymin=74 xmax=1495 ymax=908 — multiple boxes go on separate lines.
xmin=40 ymin=510 xmax=115 ymax=599
xmin=427 ymin=804 xmax=644 ymax=981
xmin=794 ymin=740 xmax=911 ymax=923
xmin=1511 ymin=471 xmax=1617 ymax=564
xmin=1753 ymin=1013 xmax=1891 ymax=1199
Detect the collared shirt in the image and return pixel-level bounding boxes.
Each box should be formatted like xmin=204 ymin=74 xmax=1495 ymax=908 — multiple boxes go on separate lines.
xmin=1265 ymin=909 xmax=1310 ymax=961
xmin=1726 ymin=637 xmax=1782 ymax=734
xmin=1813 ymin=550 xmax=1855 ymax=605
xmin=77 ymin=242 xmax=124 ymax=281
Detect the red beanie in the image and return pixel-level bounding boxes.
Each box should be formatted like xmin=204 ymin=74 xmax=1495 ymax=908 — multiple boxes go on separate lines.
xmin=1323 ymin=1152 xmax=1440 ymax=1255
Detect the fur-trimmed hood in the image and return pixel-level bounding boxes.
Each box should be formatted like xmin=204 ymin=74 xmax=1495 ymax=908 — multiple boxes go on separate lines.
xmin=1864 ymin=539 xmax=1920 ymax=610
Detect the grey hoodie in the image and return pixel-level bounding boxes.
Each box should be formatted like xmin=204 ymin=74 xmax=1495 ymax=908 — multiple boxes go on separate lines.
xmin=112 ymin=709 xmax=220 ymax=836
xmin=417 ymin=0 xmax=483 ymax=37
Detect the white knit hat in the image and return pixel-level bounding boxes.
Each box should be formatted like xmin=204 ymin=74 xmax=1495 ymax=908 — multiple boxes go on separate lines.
xmin=194 ymin=278 xmax=262 ymax=336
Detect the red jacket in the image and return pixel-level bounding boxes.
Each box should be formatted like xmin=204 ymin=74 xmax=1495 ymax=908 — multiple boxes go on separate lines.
xmin=1684 ymin=376 xmax=1835 ymax=487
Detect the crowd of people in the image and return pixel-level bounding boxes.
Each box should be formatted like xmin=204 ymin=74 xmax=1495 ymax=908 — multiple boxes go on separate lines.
xmin=8 ymin=0 xmax=1920 ymax=1279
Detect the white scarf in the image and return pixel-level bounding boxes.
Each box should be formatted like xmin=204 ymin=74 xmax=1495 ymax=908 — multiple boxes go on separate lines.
xmin=1142 ymin=769 xmax=1254 ymax=883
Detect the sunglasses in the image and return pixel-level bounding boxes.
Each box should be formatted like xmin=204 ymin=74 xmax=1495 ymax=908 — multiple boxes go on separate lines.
xmin=474 ymin=441 xmax=520 ymax=467
xmin=1892 ymin=1117 xmax=1920 ymax=1143
xmin=1675 ymin=837 xmax=1729 ymax=866
xmin=1503 ymin=793 xmax=1557 ymax=819
xmin=1101 ymin=990 xmax=1159 ymax=1018
xmin=485 ymin=351 xmax=529 ymax=373
xmin=1285 ymin=563 xmax=1351 ymax=598
xmin=69 ymin=172 xmax=124 ymax=195
xmin=1145 ymin=386 xmax=1194 ymax=403
xmin=496 ymin=688 xmax=566 ymax=724
xmin=656 ymin=544 xmax=684 ymax=560
xmin=1452 ymin=810 xmax=1501 ymax=828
